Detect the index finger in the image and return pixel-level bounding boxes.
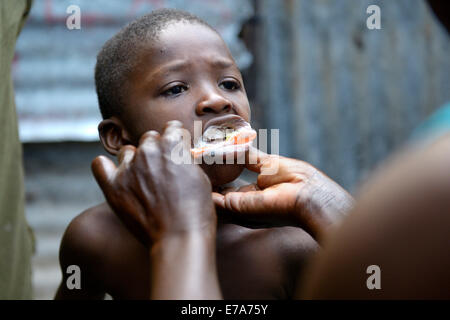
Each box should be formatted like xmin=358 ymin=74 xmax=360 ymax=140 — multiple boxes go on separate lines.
xmin=162 ymin=120 xmax=187 ymax=147
xmin=162 ymin=120 xmax=191 ymax=164
xmin=245 ymin=146 xmax=272 ymax=173
xmin=91 ymin=155 xmax=117 ymax=192
xmin=118 ymin=145 xmax=136 ymax=168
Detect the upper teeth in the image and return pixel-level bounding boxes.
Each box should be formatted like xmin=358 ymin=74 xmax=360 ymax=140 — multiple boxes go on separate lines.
xmin=203 ymin=126 xmax=235 ymax=143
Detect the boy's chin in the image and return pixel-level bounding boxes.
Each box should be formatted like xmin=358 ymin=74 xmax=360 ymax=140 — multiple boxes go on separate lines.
xmin=200 ymin=163 xmax=245 ymax=187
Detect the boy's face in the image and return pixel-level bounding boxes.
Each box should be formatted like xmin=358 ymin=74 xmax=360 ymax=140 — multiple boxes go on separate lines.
xmin=119 ymin=22 xmax=251 ymax=186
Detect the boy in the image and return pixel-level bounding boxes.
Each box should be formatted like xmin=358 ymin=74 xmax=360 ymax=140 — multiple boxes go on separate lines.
xmin=55 ymin=9 xmax=319 ymax=299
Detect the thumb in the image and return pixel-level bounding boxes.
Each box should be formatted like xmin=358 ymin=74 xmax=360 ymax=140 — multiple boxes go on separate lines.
xmin=91 ymin=155 xmax=117 ymax=192
xmin=212 ymin=192 xmax=225 ymax=208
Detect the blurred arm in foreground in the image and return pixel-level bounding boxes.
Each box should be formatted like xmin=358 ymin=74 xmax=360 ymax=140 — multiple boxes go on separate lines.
xmin=299 ymin=134 xmax=450 ymax=299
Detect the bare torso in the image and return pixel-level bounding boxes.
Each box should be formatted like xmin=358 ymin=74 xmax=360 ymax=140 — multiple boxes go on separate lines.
xmin=56 ymin=202 xmax=318 ymax=299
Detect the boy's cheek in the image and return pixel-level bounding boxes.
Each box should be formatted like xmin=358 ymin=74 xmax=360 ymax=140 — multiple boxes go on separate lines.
xmin=237 ymin=101 xmax=251 ymax=122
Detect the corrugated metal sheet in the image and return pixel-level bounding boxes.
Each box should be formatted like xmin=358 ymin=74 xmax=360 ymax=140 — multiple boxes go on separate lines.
xmin=250 ymin=0 xmax=450 ymax=190
xmin=13 ymin=0 xmax=450 ymax=191
xmin=13 ymin=0 xmax=253 ymax=142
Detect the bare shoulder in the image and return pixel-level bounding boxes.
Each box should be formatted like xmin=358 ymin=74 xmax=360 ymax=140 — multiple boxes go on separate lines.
xmin=60 ymin=203 xmax=118 ymax=260
xmin=255 ymin=226 xmax=320 ymax=279
xmin=59 ymin=202 xmax=143 ymax=266
xmin=268 ymin=226 xmax=320 ymax=295
xmin=57 ymin=202 xmax=141 ymax=297
xmin=216 ymin=222 xmax=319 ymax=298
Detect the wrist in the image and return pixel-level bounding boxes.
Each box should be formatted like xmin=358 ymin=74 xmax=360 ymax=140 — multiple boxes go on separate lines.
xmin=148 ymin=225 xmax=221 ymax=300
xmin=149 ymin=205 xmax=217 ymax=248
xmin=292 ymin=181 xmax=339 ymax=241
xmin=150 ymin=228 xmax=216 ymax=256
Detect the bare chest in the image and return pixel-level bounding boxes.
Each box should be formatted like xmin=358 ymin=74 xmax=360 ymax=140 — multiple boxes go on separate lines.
xmin=105 ymin=224 xmax=285 ymax=299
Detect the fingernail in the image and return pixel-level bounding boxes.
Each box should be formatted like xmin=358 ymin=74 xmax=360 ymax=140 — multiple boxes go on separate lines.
xmin=167 ymin=120 xmax=182 ymax=127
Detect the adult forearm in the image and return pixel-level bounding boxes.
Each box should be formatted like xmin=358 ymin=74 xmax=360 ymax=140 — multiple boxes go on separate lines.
xmin=149 ymin=231 xmax=222 ymax=300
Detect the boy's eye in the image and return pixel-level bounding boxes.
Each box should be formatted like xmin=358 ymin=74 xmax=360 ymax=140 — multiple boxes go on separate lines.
xmin=219 ymin=80 xmax=240 ymax=91
xmin=162 ymin=85 xmax=188 ymax=96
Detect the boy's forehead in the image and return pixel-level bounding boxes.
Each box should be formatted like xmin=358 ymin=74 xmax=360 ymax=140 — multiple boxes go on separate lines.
xmin=140 ymin=22 xmax=236 ymax=71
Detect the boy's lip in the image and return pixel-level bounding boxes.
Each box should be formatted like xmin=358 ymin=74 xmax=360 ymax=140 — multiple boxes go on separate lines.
xmin=203 ymin=114 xmax=247 ymax=134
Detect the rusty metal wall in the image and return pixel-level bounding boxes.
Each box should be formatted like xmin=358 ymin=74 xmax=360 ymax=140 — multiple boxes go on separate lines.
xmin=249 ymin=0 xmax=450 ymax=190
xmin=14 ymin=1 xmax=449 ymax=190
xmin=13 ymin=0 xmax=253 ymax=142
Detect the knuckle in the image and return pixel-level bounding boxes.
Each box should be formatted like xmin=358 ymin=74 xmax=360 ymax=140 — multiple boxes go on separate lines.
xmin=139 ymin=138 xmax=160 ymax=154
xmin=119 ymin=146 xmax=135 ymax=163
xmin=165 ymin=120 xmax=183 ymax=128
xmin=139 ymin=130 xmax=159 ymax=145
xmin=164 ymin=126 xmax=184 ymax=140
xmin=135 ymin=145 xmax=159 ymax=165
xmin=162 ymin=131 xmax=181 ymax=145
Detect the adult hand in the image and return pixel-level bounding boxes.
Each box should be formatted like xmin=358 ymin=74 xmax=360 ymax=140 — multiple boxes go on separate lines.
xmin=213 ymin=147 xmax=354 ymax=242
xmin=91 ymin=120 xmax=221 ymax=299
xmin=91 ymin=120 xmax=216 ymax=245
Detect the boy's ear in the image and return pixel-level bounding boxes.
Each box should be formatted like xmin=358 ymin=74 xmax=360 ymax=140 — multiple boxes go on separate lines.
xmin=98 ymin=117 xmax=133 ymax=156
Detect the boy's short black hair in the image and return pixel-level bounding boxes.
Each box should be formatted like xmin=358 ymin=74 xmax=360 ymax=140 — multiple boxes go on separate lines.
xmin=95 ymin=8 xmax=215 ymax=119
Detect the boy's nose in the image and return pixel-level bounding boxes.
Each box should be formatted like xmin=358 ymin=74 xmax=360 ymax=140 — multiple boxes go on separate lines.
xmin=195 ymin=92 xmax=232 ymax=115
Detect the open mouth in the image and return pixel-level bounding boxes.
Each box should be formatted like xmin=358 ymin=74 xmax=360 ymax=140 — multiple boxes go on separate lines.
xmin=191 ymin=116 xmax=256 ymax=158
